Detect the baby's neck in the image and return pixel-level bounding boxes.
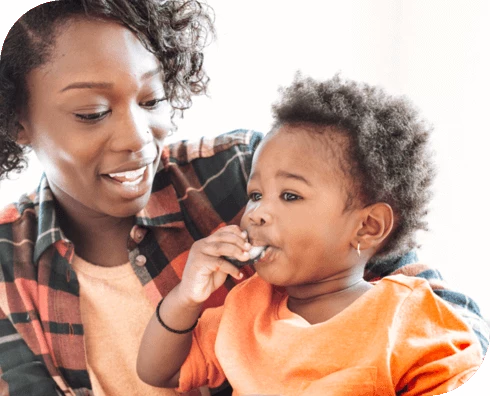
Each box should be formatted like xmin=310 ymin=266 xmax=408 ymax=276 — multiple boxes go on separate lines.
xmin=285 ymin=277 xmax=373 ymax=325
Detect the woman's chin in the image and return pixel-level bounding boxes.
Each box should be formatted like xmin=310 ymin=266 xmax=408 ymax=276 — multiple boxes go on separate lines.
xmin=103 ymin=190 xmax=152 ymax=218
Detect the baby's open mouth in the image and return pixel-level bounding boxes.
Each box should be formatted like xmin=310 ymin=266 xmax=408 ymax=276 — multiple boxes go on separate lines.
xmin=224 ymin=245 xmax=268 ymax=268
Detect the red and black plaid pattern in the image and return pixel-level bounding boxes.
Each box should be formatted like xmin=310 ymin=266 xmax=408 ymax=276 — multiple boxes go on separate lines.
xmin=0 ymin=129 xmax=488 ymax=395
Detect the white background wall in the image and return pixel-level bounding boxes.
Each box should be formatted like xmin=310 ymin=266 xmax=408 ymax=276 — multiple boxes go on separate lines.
xmin=1 ymin=1 xmax=489 ymax=392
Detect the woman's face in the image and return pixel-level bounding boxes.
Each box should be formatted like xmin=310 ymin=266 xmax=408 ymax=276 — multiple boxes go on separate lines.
xmin=19 ymin=18 xmax=172 ymax=219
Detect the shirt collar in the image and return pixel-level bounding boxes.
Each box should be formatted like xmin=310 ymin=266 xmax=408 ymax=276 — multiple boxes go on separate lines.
xmin=134 ymin=159 xmax=185 ymax=229
xmin=33 ymin=176 xmax=67 ymax=263
xmin=33 ymin=169 xmax=184 ymax=263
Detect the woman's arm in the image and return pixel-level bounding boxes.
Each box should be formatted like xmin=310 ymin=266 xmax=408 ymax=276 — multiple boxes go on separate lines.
xmin=137 ymin=225 xmax=249 ymax=388
xmin=0 ymin=308 xmax=64 ymax=396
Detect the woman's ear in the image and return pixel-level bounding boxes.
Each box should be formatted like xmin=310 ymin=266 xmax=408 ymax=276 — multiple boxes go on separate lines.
xmin=15 ymin=118 xmax=32 ymax=146
xmin=354 ymin=203 xmax=394 ymax=252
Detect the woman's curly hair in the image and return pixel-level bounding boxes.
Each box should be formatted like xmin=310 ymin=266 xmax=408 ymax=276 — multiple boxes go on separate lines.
xmin=0 ymin=0 xmax=214 ymax=179
xmin=271 ymin=74 xmax=436 ymax=263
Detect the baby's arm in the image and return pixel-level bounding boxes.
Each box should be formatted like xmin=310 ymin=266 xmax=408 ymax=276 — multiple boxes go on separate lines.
xmin=136 ymin=225 xmax=250 ymax=388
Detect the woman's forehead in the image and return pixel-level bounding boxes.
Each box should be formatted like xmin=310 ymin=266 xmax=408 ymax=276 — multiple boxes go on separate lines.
xmin=36 ymin=18 xmax=159 ymax=83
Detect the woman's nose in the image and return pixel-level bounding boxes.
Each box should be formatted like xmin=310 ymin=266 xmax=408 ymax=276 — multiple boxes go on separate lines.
xmin=110 ymin=105 xmax=152 ymax=152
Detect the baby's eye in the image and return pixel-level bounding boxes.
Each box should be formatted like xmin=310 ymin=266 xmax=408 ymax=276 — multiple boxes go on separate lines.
xmin=282 ymin=192 xmax=301 ymax=201
xmin=75 ymin=110 xmax=111 ymax=122
xmin=248 ymin=192 xmax=262 ymax=202
xmin=141 ymin=97 xmax=167 ymax=109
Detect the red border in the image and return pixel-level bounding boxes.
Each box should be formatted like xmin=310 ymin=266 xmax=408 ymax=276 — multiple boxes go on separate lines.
xmin=0 ymin=0 xmax=490 ymax=396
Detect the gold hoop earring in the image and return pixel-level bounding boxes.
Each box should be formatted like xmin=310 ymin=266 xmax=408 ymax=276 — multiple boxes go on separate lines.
xmin=357 ymin=242 xmax=361 ymax=257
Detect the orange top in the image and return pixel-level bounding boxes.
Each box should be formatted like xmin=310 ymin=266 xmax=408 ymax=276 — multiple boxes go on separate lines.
xmin=178 ymin=274 xmax=482 ymax=395
xmin=72 ymin=255 xmax=204 ymax=396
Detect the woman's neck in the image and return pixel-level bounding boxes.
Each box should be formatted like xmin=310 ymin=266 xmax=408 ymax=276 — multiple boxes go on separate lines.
xmin=55 ymin=201 xmax=135 ymax=267
xmin=285 ymin=273 xmax=373 ymax=325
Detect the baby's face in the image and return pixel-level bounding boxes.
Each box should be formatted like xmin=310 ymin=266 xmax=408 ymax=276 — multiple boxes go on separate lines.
xmin=240 ymin=126 xmax=364 ymax=287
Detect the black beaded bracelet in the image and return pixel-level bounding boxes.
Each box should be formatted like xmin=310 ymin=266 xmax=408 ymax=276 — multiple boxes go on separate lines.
xmin=155 ymin=298 xmax=198 ymax=334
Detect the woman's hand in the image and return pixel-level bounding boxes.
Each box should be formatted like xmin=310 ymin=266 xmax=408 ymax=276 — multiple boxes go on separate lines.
xmin=177 ymin=225 xmax=251 ymax=305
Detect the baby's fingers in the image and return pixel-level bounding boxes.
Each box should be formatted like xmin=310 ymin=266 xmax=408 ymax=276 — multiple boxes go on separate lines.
xmin=212 ymin=258 xmax=244 ymax=281
xmin=202 ymin=239 xmax=250 ymax=264
xmin=214 ymin=224 xmax=247 ymax=239
xmin=210 ymin=227 xmax=250 ymax=251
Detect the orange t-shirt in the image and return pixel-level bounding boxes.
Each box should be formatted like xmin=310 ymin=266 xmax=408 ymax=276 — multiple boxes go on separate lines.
xmin=178 ymin=274 xmax=482 ymax=395
xmin=72 ymin=255 xmax=205 ymax=396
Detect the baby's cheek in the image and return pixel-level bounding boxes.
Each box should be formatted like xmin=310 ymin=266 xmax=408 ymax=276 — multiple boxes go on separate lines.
xmin=239 ymin=207 xmax=252 ymax=229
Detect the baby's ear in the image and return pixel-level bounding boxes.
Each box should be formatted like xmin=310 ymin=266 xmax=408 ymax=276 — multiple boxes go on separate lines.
xmin=354 ymin=203 xmax=394 ymax=252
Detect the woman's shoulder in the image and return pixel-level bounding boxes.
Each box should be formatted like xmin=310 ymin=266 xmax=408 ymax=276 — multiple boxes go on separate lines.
xmin=0 ymin=191 xmax=38 ymax=268
xmin=0 ymin=202 xmax=22 ymax=225
xmin=0 ymin=190 xmax=38 ymax=226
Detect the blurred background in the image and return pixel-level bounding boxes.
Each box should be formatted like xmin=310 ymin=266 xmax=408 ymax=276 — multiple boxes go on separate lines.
xmin=1 ymin=1 xmax=489 ymax=392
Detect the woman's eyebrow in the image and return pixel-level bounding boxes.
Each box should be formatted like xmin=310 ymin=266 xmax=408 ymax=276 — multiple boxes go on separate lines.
xmin=59 ymin=67 xmax=163 ymax=93
xmin=60 ymin=81 xmax=113 ymax=92
xmin=141 ymin=67 xmax=164 ymax=81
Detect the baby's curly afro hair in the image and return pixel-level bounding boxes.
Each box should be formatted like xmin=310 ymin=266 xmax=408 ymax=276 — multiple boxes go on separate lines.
xmin=271 ymin=74 xmax=436 ymax=263
xmin=0 ymin=0 xmax=214 ymax=179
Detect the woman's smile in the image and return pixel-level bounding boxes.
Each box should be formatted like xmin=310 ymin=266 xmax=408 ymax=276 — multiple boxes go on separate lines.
xmin=101 ymin=164 xmax=152 ymax=199
xmin=100 ymin=152 xmax=160 ymax=199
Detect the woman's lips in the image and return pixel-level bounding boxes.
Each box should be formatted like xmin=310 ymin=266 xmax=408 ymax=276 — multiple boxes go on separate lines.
xmin=107 ymin=166 xmax=147 ymax=185
xmin=101 ymin=165 xmax=151 ymax=199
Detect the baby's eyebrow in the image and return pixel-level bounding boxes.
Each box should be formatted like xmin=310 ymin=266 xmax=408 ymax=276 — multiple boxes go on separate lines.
xmin=276 ymin=170 xmax=312 ymax=186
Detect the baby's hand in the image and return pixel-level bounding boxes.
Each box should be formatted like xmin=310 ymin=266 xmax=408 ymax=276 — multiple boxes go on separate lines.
xmin=178 ymin=225 xmax=251 ymax=305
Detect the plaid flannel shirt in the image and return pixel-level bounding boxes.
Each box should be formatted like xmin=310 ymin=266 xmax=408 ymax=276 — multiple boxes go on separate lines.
xmin=0 ymin=130 xmax=488 ymax=395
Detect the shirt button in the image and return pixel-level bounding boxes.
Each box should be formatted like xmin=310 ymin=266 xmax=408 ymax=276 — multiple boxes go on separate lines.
xmin=135 ymin=255 xmax=147 ymax=266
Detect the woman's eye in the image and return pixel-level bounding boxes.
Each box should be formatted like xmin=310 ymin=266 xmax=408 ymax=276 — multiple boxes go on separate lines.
xmin=141 ymin=98 xmax=167 ymax=109
xmin=249 ymin=192 xmax=262 ymax=202
xmin=74 ymin=110 xmax=110 ymax=122
xmin=282 ymin=192 xmax=301 ymax=201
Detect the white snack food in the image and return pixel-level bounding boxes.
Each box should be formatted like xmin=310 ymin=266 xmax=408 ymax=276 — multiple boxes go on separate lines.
xmin=224 ymin=245 xmax=267 ymax=268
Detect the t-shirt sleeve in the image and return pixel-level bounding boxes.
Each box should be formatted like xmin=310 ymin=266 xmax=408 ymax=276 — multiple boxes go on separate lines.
xmin=391 ymin=280 xmax=483 ymax=395
xmin=365 ymin=252 xmax=489 ymax=355
xmin=177 ymin=305 xmax=227 ymax=393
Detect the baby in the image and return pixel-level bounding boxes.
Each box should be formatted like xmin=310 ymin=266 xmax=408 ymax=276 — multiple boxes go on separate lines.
xmin=137 ymin=75 xmax=482 ymax=395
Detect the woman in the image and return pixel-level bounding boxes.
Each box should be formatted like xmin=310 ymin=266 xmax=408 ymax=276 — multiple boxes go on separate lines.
xmin=0 ymin=1 xmax=487 ymax=395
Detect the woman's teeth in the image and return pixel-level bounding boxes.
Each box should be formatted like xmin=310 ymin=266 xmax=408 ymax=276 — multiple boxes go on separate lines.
xmin=108 ymin=166 xmax=146 ymax=185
